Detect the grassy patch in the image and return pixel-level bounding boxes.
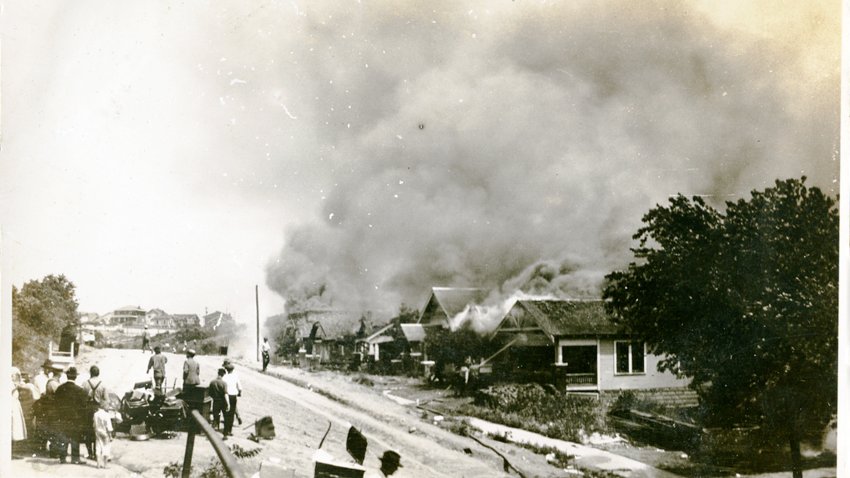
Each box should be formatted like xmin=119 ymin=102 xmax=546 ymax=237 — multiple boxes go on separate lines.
xmin=460 ymin=384 xmax=607 ymax=442
xmin=162 ymin=444 xmax=262 ymax=478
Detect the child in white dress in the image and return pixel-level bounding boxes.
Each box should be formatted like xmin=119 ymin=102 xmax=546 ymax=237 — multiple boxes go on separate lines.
xmin=93 ymin=405 xmax=113 ymax=468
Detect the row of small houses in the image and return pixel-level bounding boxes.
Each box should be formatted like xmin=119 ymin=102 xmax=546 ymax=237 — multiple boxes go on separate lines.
xmin=286 ymin=287 xmax=693 ymax=399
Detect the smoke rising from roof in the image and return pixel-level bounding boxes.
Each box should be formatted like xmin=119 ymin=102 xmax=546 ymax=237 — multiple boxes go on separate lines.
xmin=264 ymin=1 xmax=839 ymax=321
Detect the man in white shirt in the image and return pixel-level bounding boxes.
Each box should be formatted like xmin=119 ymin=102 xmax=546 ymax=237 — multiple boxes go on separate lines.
xmin=34 ymin=361 xmax=51 ymax=395
xmin=221 ymin=363 xmax=242 ymax=437
xmin=261 ymin=338 xmax=271 ymax=372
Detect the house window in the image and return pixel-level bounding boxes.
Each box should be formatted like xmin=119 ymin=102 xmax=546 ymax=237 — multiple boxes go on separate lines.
xmin=615 ymin=341 xmax=645 ymax=374
xmin=560 ymin=345 xmax=597 ymax=374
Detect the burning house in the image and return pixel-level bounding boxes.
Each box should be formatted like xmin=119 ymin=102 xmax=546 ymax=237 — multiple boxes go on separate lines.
xmin=417 ymin=287 xmax=489 ymax=328
xmin=272 ymin=309 xmax=363 ymax=367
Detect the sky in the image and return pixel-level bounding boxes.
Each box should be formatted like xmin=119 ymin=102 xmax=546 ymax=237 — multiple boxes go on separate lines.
xmin=0 ymin=0 xmax=840 ymax=335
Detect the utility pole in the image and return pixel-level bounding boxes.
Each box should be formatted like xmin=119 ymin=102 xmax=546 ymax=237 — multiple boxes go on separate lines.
xmin=255 ymin=285 xmax=260 ymax=362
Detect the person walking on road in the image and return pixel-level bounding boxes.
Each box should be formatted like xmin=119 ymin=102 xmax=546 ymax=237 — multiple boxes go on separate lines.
xmin=207 ymin=368 xmax=229 ymax=431
xmin=141 ymin=326 xmax=152 ymax=353
xmin=147 ymin=346 xmax=168 ymax=392
xmin=183 ymin=349 xmax=200 ymax=391
xmin=261 ymin=337 xmax=271 ymax=372
xmin=54 ymin=367 xmax=89 ymax=464
xmin=222 ymin=363 xmax=242 ymax=437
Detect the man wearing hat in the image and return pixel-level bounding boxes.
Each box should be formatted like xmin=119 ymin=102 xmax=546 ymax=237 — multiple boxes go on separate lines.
xmin=365 ymin=450 xmax=403 ymax=477
xmin=46 ymin=362 xmax=66 ymax=395
xmin=53 ymin=366 xmax=90 ymax=464
xmin=34 ymin=360 xmax=52 ymax=395
xmin=33 ymin=361 xmax=63 ymax=456
xmin=221 ymin=362 xmax=242 ymax=437
xmin=183 ymin=349 xmax=201 ymax=391
xmin=221 ymin=359 xmax=243 ymax=424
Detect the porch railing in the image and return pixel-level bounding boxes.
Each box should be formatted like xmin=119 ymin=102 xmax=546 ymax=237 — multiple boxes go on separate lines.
xmin=563 ymin=373 xmax=597 ymax=385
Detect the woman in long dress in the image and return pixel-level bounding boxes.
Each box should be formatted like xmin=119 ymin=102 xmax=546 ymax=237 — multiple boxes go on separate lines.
xmin=11 ymin=367 xmax=27 ymax=441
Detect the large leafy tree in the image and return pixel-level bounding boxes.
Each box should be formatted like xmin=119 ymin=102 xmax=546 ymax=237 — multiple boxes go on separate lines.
xmin=603 ymin=178 xmax=838 ymax=478
xmin=12 ymin=274 xmax=81 ymax=369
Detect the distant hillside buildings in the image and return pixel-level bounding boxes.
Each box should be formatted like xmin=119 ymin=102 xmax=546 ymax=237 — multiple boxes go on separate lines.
xmin=80 ymin=306 xmax=233 ymax=336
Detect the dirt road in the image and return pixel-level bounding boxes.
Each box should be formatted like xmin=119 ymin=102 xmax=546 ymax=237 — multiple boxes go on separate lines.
xmin=12 ymin=347 xmax=568 ymax=478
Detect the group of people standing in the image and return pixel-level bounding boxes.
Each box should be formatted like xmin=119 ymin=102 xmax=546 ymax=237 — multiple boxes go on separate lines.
xmin=145 ymin=345 xmax=202 ymax=392
xmin=14 ymin=362 xmax=115 ymax=468
xmin=9 ymin=341 xmax=411 ymax=477
xmin=145 ymin=345 xmax=243 ymax=438
xmin=207 ymin=359 xmax=242 ymax=438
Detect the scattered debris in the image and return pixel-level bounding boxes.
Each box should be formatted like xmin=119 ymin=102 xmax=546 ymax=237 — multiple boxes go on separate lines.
xmin=467 ymin=434 xmax=527 ymax=478
xmin=346 ymin=426 xmax=367 ymax=464
xmin=247 ymin=416 xmax=276 ymax=442
xmin=581 ymin=431 xmax=626 ymax=446
xmin=382 ymin=390 xmax=415 ymax=406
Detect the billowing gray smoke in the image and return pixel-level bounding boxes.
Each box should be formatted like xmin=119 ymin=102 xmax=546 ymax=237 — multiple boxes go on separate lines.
xmin=264 ymin=1 xmax=839 ymax=326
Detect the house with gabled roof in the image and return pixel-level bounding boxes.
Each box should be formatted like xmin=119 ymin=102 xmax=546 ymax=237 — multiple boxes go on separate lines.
xmin=490 ymin=299 xmax=691 ymax=395
xmin=418 ymin=287 xmax=489 ymax=328
xmin=146 ymin=309 xmax=174 ymax=329
xmin=278 ymin=309 xmax=363 ymax=365
xmin=358 ymin=323 xmax=394 ymax=361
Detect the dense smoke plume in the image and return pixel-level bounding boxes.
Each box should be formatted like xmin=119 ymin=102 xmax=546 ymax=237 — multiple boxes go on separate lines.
xmin=264 ymin=1 xmax=839 ymax=325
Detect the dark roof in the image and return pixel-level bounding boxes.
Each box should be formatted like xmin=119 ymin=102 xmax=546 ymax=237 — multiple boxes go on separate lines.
xmin=511 ymin=300 xmax=620 ymax=337
xmin=286 ymin=310 xmax=362 ymax=339
xmin=422 ymin=287 xmax=489 ymax=319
